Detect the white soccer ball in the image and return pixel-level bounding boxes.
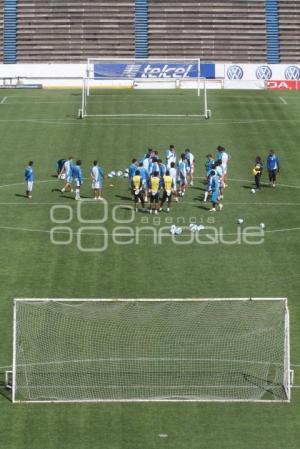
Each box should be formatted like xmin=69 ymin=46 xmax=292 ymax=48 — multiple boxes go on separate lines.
xmin=197 ymin=225 xmax=205 ymax=231
xmin=260 ymin=223 xmax=265 ymax=230
xmin=189 ymin=223 xmax=196 ymax=230
xmin=123 ymin=173 xmax=129 ymax=178
xmin=117 ymin=170 xmax=123 ymax=177
xmin=59 ymin=173 xmax=66 ymax=180
xmin=251 ymin=188 xmax=256 ymax=194
xmin=170 ymin=225 xmax=177 ymax=235
xmin=124 ymin=168 xmax=129 ymax=174
xmin=111 ymin=171 xmax=116 ymax=176
xmin=108 ymin=173 xmax=113 ymax=178
xmin=175 ymin=227 xmax=182 ymax=235
xmin=237 ymin=218 xmax=244 ymax=225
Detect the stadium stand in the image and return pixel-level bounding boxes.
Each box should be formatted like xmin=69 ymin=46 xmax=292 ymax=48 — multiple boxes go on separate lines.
xmin=278 ymin=0 xmax=300 ymax=62
xmin=148 ymin=0 xmax=267 ymax=62
xmin=0 ymin=1 xmax=3 ymax=62
xmin=3 ymin=0 xmax=17 ymax=63
xmin=265 ymin=0 xmax=280 ymax=63
xmin=16 ymin=1 xmax=135 ymax=62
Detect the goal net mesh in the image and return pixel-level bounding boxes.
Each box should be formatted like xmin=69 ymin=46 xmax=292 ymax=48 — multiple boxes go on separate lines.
xmin=13 ymin=299 xmax=289 ymax=402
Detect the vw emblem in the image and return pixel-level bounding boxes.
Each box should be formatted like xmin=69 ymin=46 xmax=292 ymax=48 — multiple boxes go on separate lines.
xmin=256 ymin=66 xmax=272 ymax=80
xmin=285 ymin=66 xmax=300 ymax=80
xmin=227 ymin=65 xmax=244 ymax=80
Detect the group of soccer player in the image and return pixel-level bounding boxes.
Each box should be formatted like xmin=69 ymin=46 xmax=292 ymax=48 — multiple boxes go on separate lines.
xmin=203 ymin=146 xmax=230 ymax=211
xmin=129 ymin=146 xmax=195 ymax=213
xmin=57 ymin=157 xmax=104 ymax=201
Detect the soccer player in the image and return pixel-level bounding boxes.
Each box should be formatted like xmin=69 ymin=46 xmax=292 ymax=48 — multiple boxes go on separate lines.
xmin=169 ymin=161 xmax=178 ymax=202
xmin=132 ymin=170 xmax=145 ymax=212
xmin=178 ymin=153 xmax=188 ymax=196
xmin=72 ymin=160 xmax=83 ymax=200
xmin=203 ymin=170 xmax=212 ymax=203
xmin=138 ymin=162 xmax=149 ymax=202
xmin=216 ymin=146 xmax=230 ymax=186
xmin=214 ymin=159 xmax=225 ymax=199
xmin=25 ymin=161 xmax=34 ymax=199
xmin=267 ymin=150 xmax=280 ymax=187
xmin=149 ymin=171 xmax=160 ymax=214
xmin=128 ymin=159 xmax=138 ymax=181
xmin=60 ymin=156 xmax=74 ymax=192
xmin=165 ymin=144 xmax=176 ymax=168
xmin=185 ymin=148 xmax=195 ymax=186
xmin=149 ymin=157 xmax=159 ymax=175
xmin=91 ymin=160 xmax=104 ymax=200
xmin=204 ymin=154 xmax=215 ymax=181
xmin=159 ymin=170 xmax=173 ymax=212
xmin=210 ymin=170 xmax=223 ymax=212
xmin=253 ymin=156 xmax=263 ymax=191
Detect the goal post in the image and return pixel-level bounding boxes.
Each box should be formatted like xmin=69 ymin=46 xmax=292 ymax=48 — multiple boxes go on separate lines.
xmin=12 ymin=298 xmax=291 ymax=403
xmin=78 ymin=58 xmax=210 ymax=119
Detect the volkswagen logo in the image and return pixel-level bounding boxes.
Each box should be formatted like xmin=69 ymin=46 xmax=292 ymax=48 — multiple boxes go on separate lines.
xmin=227 ymin=65 xmax=244 ymax=80
xmin=256 ymin=66 xmax=272 ymax=80
xmin=285 ymin=66 xmax=300 ymax=80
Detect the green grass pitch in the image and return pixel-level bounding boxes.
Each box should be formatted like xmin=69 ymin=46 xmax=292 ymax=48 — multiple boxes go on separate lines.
xmin=0 ymin=87 xmax=300 ymax=448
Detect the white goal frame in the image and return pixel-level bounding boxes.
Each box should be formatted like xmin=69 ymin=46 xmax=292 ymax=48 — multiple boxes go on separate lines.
xmin=79 ymin=58 xmax=210 ymax=119
xmin=11 ymin=297 xmax=292 ymax=403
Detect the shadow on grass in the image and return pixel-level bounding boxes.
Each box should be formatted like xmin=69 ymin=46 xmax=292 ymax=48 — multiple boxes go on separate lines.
xmin=14 ymin=193 xmax=28 ymax=199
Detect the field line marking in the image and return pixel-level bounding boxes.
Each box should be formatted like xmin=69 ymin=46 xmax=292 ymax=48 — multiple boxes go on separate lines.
xmin=0 ymin=96 xmax=7 ymax=104
xmin=0 ymin=177 xmax=300 ymax=191
xmin=279 ymin=96 xmax=287 ymax=105
xmin=1 ymin=225 xmax=300 ymax=237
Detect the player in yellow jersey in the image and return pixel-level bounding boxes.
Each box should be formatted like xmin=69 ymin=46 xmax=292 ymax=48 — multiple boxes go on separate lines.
xmin=159 ymin=170 xmax=173 ymax=212
xmin=149 ymin=171 xmax=160 ymax=214
xmin=131 ymin=170 xmax=145 ymax=212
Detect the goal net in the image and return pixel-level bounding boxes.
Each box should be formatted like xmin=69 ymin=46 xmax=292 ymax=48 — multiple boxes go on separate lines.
xmin=79 ymin=58 xmax=210 ymax=119
xmin=12 ymin=298 xmax=291 ymax=403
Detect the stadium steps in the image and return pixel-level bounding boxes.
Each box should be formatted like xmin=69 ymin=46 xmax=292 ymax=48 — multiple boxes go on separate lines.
xmin=148 ymin=0 xmax=267 ymax=62
xmin=16 ymin=0 xmax=135 ymax=62
xmin=135 ymin=0 xmax=148 ymax=58
xmin=278 ymin=0 xmax=300 ymax=62
xmin=265 ymin=0 xmax=280 ymax=63
xmin=3 ymin=0 xmax=17 ymax=63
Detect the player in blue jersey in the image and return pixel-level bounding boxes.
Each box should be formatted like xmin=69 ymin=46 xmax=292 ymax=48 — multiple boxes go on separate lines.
xmin=138 ymin=162 xmax=149 ymax=202
xmin=158 ymin=159 xmax=166 ymax=187
xmin=210 ymin=170 xmax=223 ymax=212
xmin=128 ymin=159 xmax=138 ymax=181
xmin=91 ymin=160 xmax=104 ymax=200
xmin=72 ymin=160 xmax=83 ymax=200
xmin=60 ymin=156 xmax=74 ymax=193
xmin=149 ymin=157 xmax=159 ymax=176
xmin=267 ymin=150 xmax=280 ymax=187
xmin=178 ymin=153 xmax=188 ymax=196
xmin=24 ymin=161 xmax=34 ymax=199
xmin=204 ymin=154 xmax=215 ymax=180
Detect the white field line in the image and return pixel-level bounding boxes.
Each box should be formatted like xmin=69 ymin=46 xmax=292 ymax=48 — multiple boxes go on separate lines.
xmin=1 ymin=225 xmax=300 ymax=237
xmin=279 ymin=96 xmax=287 ymax=105
xmin=0 ymin=177 xmax=300 ymax=191
xmin=0 ymin=96 xmax=7 ymax=104
xmin=1 ymin=118 xmax=300 ymax=128
xmin=1 ymin=362 xmax=300 ymax=371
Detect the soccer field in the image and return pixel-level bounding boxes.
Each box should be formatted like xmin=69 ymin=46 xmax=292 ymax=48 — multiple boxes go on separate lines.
xmin=0 ymin=88 xmax=300 ymax=448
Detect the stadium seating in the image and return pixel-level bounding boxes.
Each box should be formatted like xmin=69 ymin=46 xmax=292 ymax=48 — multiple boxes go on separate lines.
xmin=0 ymin=1 xmax=3 ymax=62
xmin=16 ymin=1 xmax=135 ymax=62
xmin=278 ymin=0 xmax=300 ymax=62
xmin=148 ymin=0 xmax=267 ymax=62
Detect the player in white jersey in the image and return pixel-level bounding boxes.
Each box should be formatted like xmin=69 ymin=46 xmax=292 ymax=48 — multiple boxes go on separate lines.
xmin=185 ymin=148 xmax=195 ymax=186
xmin=169 ymin=162 xmax=178 ymax=202
xmin=60 ymin=156 xmax=74 ymax=193
xmin=216 ymin=146 xmax=230 ymax=186
xmin=165 ymin=144 xmax=176 ymax=168
xmin=91 ymin=160 xmax=104 ymax=200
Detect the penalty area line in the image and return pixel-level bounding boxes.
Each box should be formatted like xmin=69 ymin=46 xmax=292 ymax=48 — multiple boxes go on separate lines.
xmin=0 ymin=96 xmax=7 ymax=104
